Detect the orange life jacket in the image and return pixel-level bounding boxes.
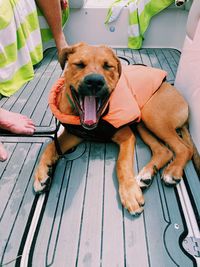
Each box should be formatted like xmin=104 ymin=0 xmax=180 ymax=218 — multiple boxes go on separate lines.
xmin=49 ymin=65 xmax=167 ymax=128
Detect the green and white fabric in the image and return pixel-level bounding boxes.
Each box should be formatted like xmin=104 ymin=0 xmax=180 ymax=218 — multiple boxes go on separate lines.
xmin=0 ymin=0 xmax=69 ymax=97
xmin=105 ymin=0 xmax=174 ymax=49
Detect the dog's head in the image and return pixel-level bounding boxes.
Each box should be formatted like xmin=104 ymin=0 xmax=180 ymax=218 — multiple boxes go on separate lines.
xmin=59 ymin=42 xmax=122 ymax=130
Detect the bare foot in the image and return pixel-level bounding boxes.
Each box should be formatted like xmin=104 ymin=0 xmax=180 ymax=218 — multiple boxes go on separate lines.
xmin=0 ymin=108 xmax=35 ymax=135
xmin=0 ymin=108 xmax=35 ymax=161
xmin=0 ymin=141 xmax=8 ymax=161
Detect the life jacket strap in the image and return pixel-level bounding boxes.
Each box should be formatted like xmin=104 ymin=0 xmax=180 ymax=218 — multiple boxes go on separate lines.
xmin=54 ymin=118 xmax=64 ymax=156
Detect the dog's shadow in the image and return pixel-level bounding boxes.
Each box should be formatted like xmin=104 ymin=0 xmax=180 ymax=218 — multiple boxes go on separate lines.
xmin=44 ymin=140 xmax=150 ymax=219
xmin=45 ymin=141 xmax=88 ymax=211
xmin=33 ymin=140 xmax=153 ymax=259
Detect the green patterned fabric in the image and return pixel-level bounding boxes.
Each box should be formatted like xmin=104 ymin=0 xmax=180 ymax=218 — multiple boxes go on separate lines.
xmin=105 ymin=0 xmax=174 ymax=49
xmin=0 ymin=0 xmax=69 ymax=97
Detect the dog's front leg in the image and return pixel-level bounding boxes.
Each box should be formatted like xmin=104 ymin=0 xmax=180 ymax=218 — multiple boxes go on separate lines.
xmin=34 ymin=129 xmax=82 ymax=193
xmin=112 ymin=126 xmax=145 ymax=215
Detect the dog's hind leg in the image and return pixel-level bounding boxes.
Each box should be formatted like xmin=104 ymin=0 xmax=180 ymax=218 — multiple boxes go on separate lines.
xmin=34 ymin=129 xmax=82 ymax=193
xmin=140 ymin=82 xmax=194 ymax=185
xmin=159 ymin=128 xmax=193 ymax=185
xmin=112 ymin=126 xmax=145 ymax=215
xmin=142 ymin=123 xmax=193 ymax=186
xmin=136 ymin=122 xmax=173 ymax=189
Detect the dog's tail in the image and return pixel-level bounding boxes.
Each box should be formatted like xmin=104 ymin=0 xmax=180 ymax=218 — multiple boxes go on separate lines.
xmin=180 ymin=125 xmax=200 ymax=176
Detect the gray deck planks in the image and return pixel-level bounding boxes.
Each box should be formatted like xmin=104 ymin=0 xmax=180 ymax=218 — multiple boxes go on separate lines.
xmin=139 ymin=49 xmax=152 ymax=66
xmin=0 ymin=137 xmax=50 ymax=266
xmin=30 ymin=64 xmax=62 ymax=128
xmin=124 ymin=213 xmax=150 ymax=267
xmin=136 ymin=136 xmax=194 ymax=267
xmin=130 ymin=49 xmax=143 ymax=64
xmin=0 ymin=47 xmax=198 ymax=267
xmin=0 ymin=142 xmax=32 ymax=217
xmin=101 ymin=143 xmax=125 ymax=267
xmin=30 ymin=143 xmax=89 ymax=267
xmin=0 ymin=137 xmax=197 ymax=267
xmin=31 ymin=160 xmax=72 ymax=267
xmin=21 ymin=55 xmax=58 ymax=119
xmin=153 ymin=49 xmax=175 ymax=83
xmin=146 ymin=48 xmax=163 ymax=70
xmin=114 ymin=47 xmax=180 ymax=84
xmin=161 ymin=49 xmax=179 ymax=78
xmin=123 ymin=152 xmax=149 ymax=267
xmin=0 ymin=48 xmax=60 ymax=133
xmin=77 ymin=143 xmax=105 ymax=267
xmin=0 ymin=143 xmax=16 ymax=177
xmin=183 ymin=161 xmax=200 ymax=219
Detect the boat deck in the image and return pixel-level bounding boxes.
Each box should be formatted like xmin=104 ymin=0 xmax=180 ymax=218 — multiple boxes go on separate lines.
xmin=0 ymin=47 xmax=199 ymax=267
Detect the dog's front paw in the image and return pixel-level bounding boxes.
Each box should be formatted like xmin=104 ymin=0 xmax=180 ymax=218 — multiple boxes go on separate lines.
xmin=162 ymin=173 xmax=182 ymax=186
xmin=119 ymin=179 xmax=145 ymax=216
xmin=162 ymin=165 xmax=182 ymax=186
xmin=33 ymin=166 xmax=52 ymax=193
xmin=136 ymin=167 xmax=154 ymax=189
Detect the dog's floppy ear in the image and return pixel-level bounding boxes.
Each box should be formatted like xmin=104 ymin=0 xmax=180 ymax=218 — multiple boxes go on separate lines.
xmin=59 ymin=42 xmax=87 ymax=70
xmin=115 ymin=54 xmax=122 ymax=77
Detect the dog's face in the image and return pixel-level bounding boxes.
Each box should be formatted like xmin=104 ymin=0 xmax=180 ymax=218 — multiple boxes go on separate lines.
xmin=59 ymin=43 xmax=122 ymax=130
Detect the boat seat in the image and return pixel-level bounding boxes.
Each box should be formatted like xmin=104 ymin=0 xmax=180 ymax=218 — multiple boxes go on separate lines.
xmin=175 ymin=0 xmax=200 ymax=154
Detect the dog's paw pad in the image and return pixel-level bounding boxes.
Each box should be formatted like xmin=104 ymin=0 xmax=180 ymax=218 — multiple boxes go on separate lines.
xmin=142 ymin=178 xmax=152 ymax=186
xmin=162 ymin=174 xmax=181 ymax=186
xmin=129 ymin=206 xmax=144 ymax=217
xmin=136 ymin=171 xmax=153 ymax=189
xmin=136 ymin=179 xmax=149 ymax=190
xmin=34 ymin=177 xmax=51 ymax=193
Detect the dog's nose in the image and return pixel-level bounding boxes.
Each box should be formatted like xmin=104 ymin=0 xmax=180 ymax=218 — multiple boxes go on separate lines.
xmin=84 ymin=74 xmax=105 ymax=89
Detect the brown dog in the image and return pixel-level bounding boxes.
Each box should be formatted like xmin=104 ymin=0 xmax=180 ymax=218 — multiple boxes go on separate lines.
xmin=34 ymin=43 xmax=194 ymax=216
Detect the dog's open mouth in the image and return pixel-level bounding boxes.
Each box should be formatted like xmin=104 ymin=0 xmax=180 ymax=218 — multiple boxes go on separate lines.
xmin=70 ymin=86 xmax=109 ymax=130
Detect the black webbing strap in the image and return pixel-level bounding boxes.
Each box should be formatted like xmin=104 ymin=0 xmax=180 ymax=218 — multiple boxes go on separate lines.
xmin=54 ymin=118 xmax=63 ymax=156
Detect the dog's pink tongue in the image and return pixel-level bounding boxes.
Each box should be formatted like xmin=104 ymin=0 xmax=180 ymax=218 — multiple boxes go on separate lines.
xmin=83 ymin=96 xmax=97 ymax=126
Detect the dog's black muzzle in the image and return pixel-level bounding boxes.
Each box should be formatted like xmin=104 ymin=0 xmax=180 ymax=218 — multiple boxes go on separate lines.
xmin=70 ymin=73 xmax=110 ymax=130
xmin=79 ymin=73 xmax=109 ymax=98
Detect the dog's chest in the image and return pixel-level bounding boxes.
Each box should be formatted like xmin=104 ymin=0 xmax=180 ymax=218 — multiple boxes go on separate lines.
xmin=63 ymin=120 xmax=119 ymax=142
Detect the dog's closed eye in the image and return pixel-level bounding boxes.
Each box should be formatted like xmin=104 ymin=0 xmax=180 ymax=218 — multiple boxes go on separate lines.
xmin=103 ymin=61 xmax=114 ymax=70
xmin=73 ymin=61 xmax=86 ymax=69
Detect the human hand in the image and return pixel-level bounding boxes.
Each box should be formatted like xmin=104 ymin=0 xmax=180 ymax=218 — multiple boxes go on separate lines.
xmin=61 ymin=0 xmax=68 ymax=10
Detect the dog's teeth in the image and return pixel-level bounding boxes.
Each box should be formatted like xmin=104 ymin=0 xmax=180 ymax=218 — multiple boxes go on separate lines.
xmin=80 ymin=98 xmax=83 ymax=109
xmin=97 ymin=100 xmax=101 ymax=110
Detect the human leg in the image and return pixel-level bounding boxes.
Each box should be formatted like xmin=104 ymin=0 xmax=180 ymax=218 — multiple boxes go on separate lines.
xmin=136 ymin=122 xmax=173 ymax=188
xmin=35 ymin=0 xmax=68 ymax=52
